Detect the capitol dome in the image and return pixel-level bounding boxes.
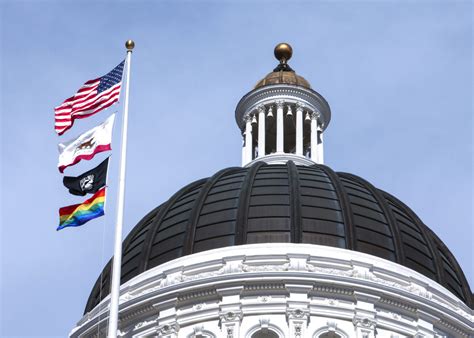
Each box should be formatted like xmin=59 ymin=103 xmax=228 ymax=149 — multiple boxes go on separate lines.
xmin=85 ymin=162 xmax=472 ymax=313
xmin=72 ymin=43 xmax=473 ymax=338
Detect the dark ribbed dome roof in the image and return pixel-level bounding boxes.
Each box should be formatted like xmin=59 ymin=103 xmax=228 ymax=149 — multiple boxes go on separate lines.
xmin=85 ymin=162 xmax=472 ymax=312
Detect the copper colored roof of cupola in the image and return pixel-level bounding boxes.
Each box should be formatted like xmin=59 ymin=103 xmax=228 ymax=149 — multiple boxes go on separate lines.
xmin=85 ymin=162 xmax=473 ymax=313
xmin=254 ymin=42 xmax=311 ymax=89
xmin=254 ymin=70 xmax=311 ymax=89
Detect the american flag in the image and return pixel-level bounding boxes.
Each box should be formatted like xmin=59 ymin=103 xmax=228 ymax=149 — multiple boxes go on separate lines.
xmin=55 ymin=61 xmax=125 ymax=135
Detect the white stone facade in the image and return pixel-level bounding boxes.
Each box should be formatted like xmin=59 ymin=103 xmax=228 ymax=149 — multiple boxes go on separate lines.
xmin=70 ymin=244 xmax=473 ymax=337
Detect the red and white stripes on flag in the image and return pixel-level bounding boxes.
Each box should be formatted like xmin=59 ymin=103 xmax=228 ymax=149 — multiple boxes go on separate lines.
xmin=54 ymin=60 xmax=124 ymax=135
xmin=58 ymin=114 xmax=115 ymax=173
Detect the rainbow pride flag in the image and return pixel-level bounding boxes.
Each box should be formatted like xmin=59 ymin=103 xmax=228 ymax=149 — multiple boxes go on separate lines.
xmin=58 ymin=187 xmax=106 ymax=230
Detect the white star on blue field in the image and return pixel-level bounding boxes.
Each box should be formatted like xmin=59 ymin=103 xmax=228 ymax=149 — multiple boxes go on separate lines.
xmin=1 ymin=1 xmax=472 ymax=336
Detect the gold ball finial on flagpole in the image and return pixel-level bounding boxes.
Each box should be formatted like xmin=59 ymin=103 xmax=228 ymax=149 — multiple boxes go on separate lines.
xmin=125 ymin=40 xmax=135 ymax=51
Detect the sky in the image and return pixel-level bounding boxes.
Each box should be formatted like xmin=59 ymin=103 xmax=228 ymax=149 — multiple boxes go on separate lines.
xmin=1 ymin=1 xmax=472 ymax=336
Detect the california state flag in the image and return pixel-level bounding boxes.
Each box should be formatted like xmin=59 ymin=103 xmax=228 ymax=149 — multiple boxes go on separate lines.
xmin=58 ymin=114 xmax=115 ymax=173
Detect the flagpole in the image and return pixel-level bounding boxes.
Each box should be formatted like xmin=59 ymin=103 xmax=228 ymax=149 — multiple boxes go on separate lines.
xmin=108 ymin=40 xmax=134 ymax=338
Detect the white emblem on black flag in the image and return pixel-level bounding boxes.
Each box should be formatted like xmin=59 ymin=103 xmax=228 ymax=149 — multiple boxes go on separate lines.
xmin=80 ymin=175 xmax=95 ymax=192
xmin=63 ymin=158 xmax=109 ymax=196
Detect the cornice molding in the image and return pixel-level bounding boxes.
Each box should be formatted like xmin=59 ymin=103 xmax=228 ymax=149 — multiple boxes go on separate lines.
xmin=71 ymin=244 xmax=473 ymax=337
xmin=244 ymin=153 xmax=316 ymax=167
xmin=235 ymin=84 xmax=331 ymax=131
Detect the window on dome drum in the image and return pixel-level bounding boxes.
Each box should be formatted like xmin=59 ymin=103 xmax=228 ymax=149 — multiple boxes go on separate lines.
xmin=318 ymin=333 xmax=341 ymax=338
xmin=251 ymin=329 xmax=279 ymax=338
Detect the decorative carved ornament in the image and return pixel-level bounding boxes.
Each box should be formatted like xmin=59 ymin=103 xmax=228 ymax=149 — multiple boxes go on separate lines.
xmin=294 ymin=322 xmax=303 ymax=337
xmin=157 ymin=322 xmax=178 ymax=336
xmin=219 ymin=310 xmax=242 ymax=322
xmin=352 ymin=316 xmax=376 ymax=330
xmin=103 ymin=254 xmax=472 ymax=327
xmin=286 ymin=308 xmax=309 ymax=320
xmin=257 ymin=295 xmax=271 ymax=303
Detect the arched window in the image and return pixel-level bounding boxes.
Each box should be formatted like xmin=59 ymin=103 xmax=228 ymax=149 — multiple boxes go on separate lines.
xmin=251 ymin=329 xmax=279 ymax=338
xmin=313 ymin=327 xmax=348 ymax=338
xmin=191 ymin=333 xmax=215 ymax=338
xmin=188 ymin=331 xmax=216 ymax=338
xmin=319 ymin=333 xmax=341 ymax=338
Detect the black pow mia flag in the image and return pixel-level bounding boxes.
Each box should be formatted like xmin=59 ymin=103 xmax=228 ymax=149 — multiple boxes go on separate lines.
xmin=63 ymin=158 xmax=109 ymax=196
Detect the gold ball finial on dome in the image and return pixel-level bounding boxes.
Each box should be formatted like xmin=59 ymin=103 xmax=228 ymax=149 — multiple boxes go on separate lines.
xmin=274 ymin=43 xmax=293 ymax=64
xmin=125 ymin=39 xmax=135 ymax=51
xmin=254 ymin=42 xmax=311 ymax=89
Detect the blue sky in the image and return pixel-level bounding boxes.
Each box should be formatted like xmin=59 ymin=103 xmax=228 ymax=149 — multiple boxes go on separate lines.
xmin=1 ymin=1 xmax=472 ymax=336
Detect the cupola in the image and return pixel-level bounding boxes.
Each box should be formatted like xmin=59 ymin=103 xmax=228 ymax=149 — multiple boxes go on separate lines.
xmin=236 ymin=43 xmax=331 ymax=167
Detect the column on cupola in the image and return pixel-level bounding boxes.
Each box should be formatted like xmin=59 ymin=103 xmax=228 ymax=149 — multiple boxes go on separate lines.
xmin=241 ymin=135 xmax=246 ymax=165
xmin=295 ymin=102 xmax=304 ymax=156
xmin=317 ymin=123 xmax=324 ymax=164
xmin=276 ymin=100 xmax=284 ymax=153
xmin=244 ymin=115 xmax=253 ymax=164
xmin=310 ymin=112 xmax=319 ymax=162
xmin=257 ymin=105 xmax=266 ymax=158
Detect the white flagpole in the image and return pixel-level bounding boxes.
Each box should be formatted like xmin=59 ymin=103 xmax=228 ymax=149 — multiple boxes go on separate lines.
xmin=108 ymin=40 xmax=134 ymax=338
